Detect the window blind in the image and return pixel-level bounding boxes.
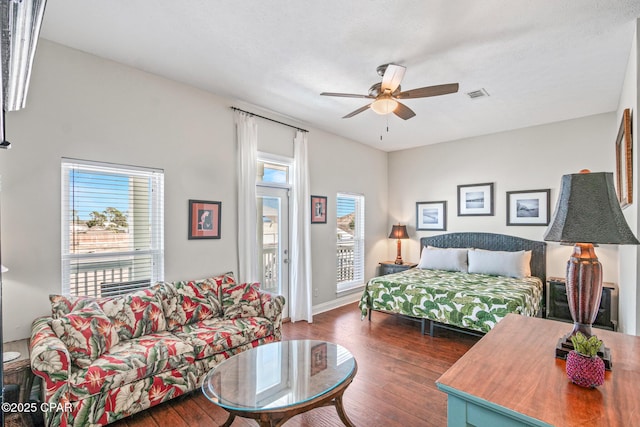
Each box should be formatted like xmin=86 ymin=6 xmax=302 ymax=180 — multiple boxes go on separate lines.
xmin=61 ymin=159 xmax=164 ymax=297
xmin=336 ymin=193 xmax=365 ymax=292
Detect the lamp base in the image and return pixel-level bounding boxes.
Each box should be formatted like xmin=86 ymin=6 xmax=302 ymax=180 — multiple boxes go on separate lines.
xmin=555 ymin=334 xmax=612 ymax=371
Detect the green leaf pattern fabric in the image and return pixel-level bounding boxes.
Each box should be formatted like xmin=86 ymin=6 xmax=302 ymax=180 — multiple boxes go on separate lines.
xmin=359 ymin=268 xmax=543 ymax=333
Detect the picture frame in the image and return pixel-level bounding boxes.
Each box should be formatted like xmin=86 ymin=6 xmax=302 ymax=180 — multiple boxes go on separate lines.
xmin=457 ymin=182 xmax=494 ymax=216
xmin=506 ymin=189 xmax=550 ymax=226
xmin=310 ymin=195 xmax=327 ymax=224
xmin=615 ymin=108 xmax=633 ymax=208
xmin=416 ymin=201 xmax=447 ymax=231
xmin=188 ymin=200 xmax=221 ymax=239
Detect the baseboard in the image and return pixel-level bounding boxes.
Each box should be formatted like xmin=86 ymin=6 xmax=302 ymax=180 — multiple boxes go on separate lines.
xmin=312 ymin=290 xmax=362 ymax=316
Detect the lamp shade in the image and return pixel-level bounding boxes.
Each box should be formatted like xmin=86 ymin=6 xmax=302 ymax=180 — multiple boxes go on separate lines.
xmin=371 ymin=96 xmax=398 ymax=115
xmin=544 ymin=172 xmax=640 ymax=245
xmin=389 ymin=224 xmax=409 ymax=239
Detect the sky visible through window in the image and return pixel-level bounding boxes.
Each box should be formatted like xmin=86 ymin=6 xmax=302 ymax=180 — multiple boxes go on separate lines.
xmin=337 ymin=197 xmax=355 ymax=217
xmin=70 ymin=170 xmax=130 ymax=220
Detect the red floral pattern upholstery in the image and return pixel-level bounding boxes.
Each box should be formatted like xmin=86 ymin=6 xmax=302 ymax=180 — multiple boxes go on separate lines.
xmin=50 ymin=289 xmax=167 ymax=341
xmin=32 ymin=273 xmax=285 ymax=427
xmin=51 ymin=302 xmax=120 ymax=368
xmin=221 ymin=282 xmax=263 ymax=319
xmin=154 ymin=280 xmax=222 ymax=330
xmin=173 ymin=317 xmax=274 ymax=359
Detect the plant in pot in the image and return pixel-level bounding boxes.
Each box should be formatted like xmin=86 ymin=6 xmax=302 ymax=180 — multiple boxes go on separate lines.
xmin=566 ymin=332 xmax=605 ymax=388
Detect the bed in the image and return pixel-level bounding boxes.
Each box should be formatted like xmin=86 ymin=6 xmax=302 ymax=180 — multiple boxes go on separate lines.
xmin=359 ymin=232 xmax=546 ymax=336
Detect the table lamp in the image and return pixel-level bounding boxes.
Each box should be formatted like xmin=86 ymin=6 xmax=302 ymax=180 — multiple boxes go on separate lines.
xmin=389 ymin=224 xmax=409 ymax=265
xmin=544 ymin=170 xmax=639 ymax=369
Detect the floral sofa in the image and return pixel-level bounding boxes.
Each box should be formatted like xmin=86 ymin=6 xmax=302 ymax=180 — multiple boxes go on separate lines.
xmin=29 ymin=272 xmax=285 ymax=427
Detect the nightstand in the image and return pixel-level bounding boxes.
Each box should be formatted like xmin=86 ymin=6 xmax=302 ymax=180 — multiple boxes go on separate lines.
xmin=379 ymin=261 xmax=417 ymax=276
xmin=547 ymin=277 xmax=617 ymax=331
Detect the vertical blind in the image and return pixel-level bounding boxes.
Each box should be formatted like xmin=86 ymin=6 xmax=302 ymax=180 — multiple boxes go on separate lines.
xmin=61 ymin=159 xmax=164 ymax=297
xmin=336 ymin=192 xmax=365 ymax=292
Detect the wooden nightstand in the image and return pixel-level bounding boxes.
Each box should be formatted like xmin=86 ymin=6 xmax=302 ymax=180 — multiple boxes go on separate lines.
xmin=4 ymin=338 xmax=35 ymax=427
xmin=379 ymin=261 xmax=417 ymax=276
xmin=547 ymin=277 xmax=617 ymax=331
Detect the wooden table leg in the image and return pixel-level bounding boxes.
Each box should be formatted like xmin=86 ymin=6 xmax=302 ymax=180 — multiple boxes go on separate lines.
xmin=334 ymin=393 xmax=356 ymax=427
xmin=220 ymin=413 xmax=235 ymax=427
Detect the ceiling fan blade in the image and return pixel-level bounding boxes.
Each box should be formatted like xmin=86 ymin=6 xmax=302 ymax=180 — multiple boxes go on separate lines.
xmin=343 ymin=104 xmax=372 ymax=118
xmin=380 ymin=64 xmax=406 ymax=93
xmin=393 ymin=102 xmax=416 ymax=120
xmin=396 ymin=83 xmax=459 ymax=99
xmin=321 ymin=92 xmax=373 ymax=99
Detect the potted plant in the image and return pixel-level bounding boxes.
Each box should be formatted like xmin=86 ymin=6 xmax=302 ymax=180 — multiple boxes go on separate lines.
xmin=566 ymin=332 xmax=605 ymax=388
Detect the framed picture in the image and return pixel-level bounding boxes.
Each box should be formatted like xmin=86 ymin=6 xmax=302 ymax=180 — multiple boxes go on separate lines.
xmin=457 ymin=183 xmax=494 ymax=216
xmin=310 ymin=195 xmax=327 ymax=224
xmin=188 ymin=200 xmax=221 ymax=239
xmin=506 ymin=189 xmax=550 ymax=226
xmin=616 ymin=108 xmax=633 ymax=208
xmin=310 ymin=342 xmax=327 ymax=376
xmin=416 ymin=201 xmax=447 ymax=231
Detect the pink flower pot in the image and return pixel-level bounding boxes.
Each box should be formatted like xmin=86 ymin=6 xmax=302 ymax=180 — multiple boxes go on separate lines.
xmin=566 ymin=350 xmax=605 ymax=388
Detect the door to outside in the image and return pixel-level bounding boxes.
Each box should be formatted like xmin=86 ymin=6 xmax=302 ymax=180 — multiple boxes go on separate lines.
xmin=257 ymin=186 xmax=289 ymax=318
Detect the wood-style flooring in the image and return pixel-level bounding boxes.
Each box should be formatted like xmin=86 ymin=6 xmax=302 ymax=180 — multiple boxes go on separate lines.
xmin=111 ymin=302 xmax=479 ymax=427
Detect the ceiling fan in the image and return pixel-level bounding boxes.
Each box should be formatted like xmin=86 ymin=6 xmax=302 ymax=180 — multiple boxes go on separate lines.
xmin=321 ymin=64 xmax=458 ymax=120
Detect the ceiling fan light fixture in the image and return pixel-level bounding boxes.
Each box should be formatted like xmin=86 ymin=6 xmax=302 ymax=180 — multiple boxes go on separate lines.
xmin=371 ymin=97 xmax=398 ymax=115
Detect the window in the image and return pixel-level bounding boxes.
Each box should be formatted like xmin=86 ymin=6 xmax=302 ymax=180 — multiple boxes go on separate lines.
xmin=336 ymin=193 xmax=365 ymax=292
xmin=61 ymin=159 xmax=164 ymax=297
xmin=257 ymin=157 xmax=290 ymax=185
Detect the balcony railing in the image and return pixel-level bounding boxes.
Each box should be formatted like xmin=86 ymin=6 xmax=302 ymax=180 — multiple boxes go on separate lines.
xmin=337 ymin=242 xmax=355 ymax=282
xmin=69 ymin=243 xmax=357 ymax=298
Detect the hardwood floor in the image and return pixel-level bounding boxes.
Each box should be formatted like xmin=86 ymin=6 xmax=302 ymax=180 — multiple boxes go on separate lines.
xmin=111 ymin=302 xmax=479 ymax=427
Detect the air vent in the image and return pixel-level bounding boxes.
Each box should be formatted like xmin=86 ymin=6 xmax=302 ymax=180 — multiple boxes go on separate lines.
xmin=466 ymin=88 xmax=489 ymax=99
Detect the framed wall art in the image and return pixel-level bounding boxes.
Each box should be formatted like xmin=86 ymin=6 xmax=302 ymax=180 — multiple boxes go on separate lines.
xmin=616 ymin=108 xmax=633 ymax=208
xmin=310 ymin=195 xmax=327 ymax=224
xmin=506 ymin=189 xmax=550 ymax=226
xmin=188 ymin=200 xmax=221 ymax=239
xmin=457 ymin=182 xmax=494 ymax=216
xmin=416 ymin=200 xmax=447 ymax=231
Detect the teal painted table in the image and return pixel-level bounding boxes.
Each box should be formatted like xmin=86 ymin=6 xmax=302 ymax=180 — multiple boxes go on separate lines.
xmin=436 ymin=314 xmax=640 ymax=427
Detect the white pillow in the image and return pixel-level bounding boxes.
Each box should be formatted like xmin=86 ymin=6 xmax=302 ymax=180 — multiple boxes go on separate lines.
xmin=467 ymin=249 xmax=532 ymax=278
xmin=417 ymin=246 xmax=468 ymax=272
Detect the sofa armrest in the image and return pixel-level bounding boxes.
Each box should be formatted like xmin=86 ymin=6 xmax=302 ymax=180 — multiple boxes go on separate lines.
xmin=259 ymin=292 xmax=285 ymax=323
xmin=30 ymin=316 xmax=71 ymax=400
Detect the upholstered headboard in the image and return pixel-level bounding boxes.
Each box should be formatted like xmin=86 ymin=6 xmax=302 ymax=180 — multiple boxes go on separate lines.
xmin=420 ymin=232 xmax=547 ymax=283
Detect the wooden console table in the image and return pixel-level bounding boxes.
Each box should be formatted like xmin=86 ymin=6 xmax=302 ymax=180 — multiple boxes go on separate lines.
xmin=436 ymin=314 xmax=640 ymax=426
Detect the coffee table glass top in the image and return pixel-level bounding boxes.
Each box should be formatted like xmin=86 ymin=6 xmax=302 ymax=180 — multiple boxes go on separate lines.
xmin=202 ymin=340 xmax=355 ymax=412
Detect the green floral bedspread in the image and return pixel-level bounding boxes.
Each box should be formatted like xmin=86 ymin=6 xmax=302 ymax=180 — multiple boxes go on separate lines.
xmin=359 ymin=268 xmax=543 ymax=333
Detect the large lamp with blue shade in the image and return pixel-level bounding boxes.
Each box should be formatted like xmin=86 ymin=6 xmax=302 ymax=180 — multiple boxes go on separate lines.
xmin=544 ymin=170 xmax=639 ymax=370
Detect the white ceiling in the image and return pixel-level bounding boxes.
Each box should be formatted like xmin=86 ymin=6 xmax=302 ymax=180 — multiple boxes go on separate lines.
xmin=39 ymin=1 xmax=640 ymax=152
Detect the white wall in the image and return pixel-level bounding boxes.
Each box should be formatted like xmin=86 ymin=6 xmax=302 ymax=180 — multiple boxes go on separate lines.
xmin=617 ymin=19 xmax=639 ymax=335
xmin=0 ymin=40 xmax=388 ymax=341
xmin=388 ymin=113 xmax=629 ymax=320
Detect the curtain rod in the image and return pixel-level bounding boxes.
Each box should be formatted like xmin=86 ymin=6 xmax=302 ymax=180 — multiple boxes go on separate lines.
xmin=231 ymin=107 xmax=308 ymax=133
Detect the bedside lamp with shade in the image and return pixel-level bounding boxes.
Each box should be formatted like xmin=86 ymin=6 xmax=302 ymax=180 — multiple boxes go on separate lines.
xmin=389 ymin=224 xmax=409 ymax=265
xmin=544 ymin=170 xmax=639 ymax=369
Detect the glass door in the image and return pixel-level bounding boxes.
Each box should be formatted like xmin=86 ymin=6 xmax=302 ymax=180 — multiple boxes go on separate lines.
xmin=257 ymin=186 xmax=289 ymax=318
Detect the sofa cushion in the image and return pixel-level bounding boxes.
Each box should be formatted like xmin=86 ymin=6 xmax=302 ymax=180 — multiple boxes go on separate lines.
xmin=50 ymin=302 xmax=120 ymax=368
xmin=49 ymin=288 xmax=167 ymax=341
xmin=221 ymin=282 xmax=263 ymax=320
xmin=173 ymin=317 xmax=274 ymax=360
xmin=155 ymin=281 xmax=223 ymax=331
xmin=68 ymin=331 xmax=194 ymax=401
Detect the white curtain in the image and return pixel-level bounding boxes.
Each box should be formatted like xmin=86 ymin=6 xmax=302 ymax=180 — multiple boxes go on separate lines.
xmin=290 ymin=130 xmax=313 ymax=322
xmin=235 ymin=110 xmax=259 ymax=283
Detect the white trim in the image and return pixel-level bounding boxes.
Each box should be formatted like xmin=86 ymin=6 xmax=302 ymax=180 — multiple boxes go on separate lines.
xmin=312 ymin=288 xmax=363 ymax=316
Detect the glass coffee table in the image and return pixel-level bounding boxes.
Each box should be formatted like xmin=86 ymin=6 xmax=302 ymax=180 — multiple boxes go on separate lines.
xmin=202 ymin=339 xmax=357 ymax=427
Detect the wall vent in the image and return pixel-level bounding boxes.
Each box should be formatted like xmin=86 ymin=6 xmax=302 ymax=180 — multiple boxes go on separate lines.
xmin=466 ymin=88 xmax=489 ymax=99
